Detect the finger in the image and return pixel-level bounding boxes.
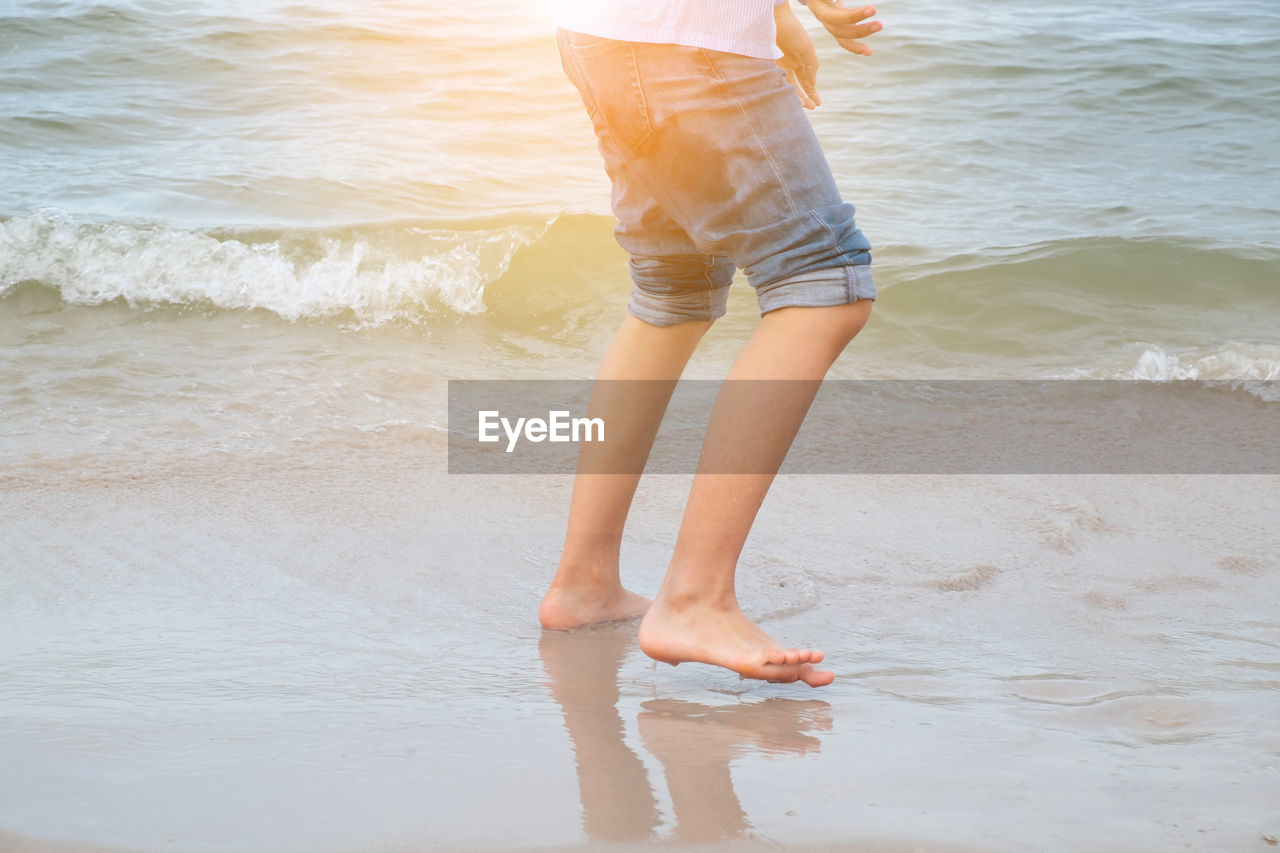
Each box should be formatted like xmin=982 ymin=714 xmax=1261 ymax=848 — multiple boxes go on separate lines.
xmin=785 ymin=67 xmax=816 ymax=109
xmin=799 ymin=65 xmax=821 ymax=107
xmin=824 ymin=18 xmax=883 ymax=40
xmin=837 ymin=39 xmax=873 ymax=56
xmin=830 ymin=5 xmax=878 ymax=23
xmin=837 ymin=40 xmax=873 ymax=56
xmin=812 ymin=3 xmax=878 ymax=27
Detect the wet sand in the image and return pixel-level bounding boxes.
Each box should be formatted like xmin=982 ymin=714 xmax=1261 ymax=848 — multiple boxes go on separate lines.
xmin=0 ymin=834 xmax=996 ymax=853
xmin=2 ymin=438 xmax=1278 ymax=851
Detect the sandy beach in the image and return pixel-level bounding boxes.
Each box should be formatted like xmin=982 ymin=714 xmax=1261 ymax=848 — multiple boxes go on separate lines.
xmin=4 ymin=0 xmax=1279 ymax=848
xmin=3 ymin=437 xmax=1278 ymax=850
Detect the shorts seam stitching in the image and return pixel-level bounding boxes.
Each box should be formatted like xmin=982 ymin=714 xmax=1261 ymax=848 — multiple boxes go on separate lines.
xmin=702 ymin=257 xmax=714 ymax=319
xmin=626 ymin=42 xmax=654 ymax=150
xmin=698 ymin=48 xmax=800 ymax=218
xmin=809 ymin=209 xmax=855 ymax=280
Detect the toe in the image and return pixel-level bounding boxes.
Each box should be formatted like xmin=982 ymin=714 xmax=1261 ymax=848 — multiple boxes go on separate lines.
xmin=765 ymin=666 xmax=800 ymax=684
xmin=761 ymin=648 xmax=790 ymax=666
xmin=798 ymin=664 xmax=835 ymax=688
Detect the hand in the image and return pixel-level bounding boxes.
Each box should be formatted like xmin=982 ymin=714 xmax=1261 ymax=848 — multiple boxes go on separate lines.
xmin=807 ymin=1 xmax=883 ymax=56
xmin=775 ymin=3 xmax=821 ymax=109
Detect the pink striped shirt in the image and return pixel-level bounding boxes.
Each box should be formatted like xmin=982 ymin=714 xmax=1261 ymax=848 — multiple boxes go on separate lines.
xmin=553 ymin=0 xmax=787 ymax=61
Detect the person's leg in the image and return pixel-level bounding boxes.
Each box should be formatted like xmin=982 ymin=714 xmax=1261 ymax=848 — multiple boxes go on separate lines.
xmin=540 ymin=314 xmax=711 ymax=630
xmin=639 ymin=299 xmax=873 ymax=686
xmin=586 ymin=45 xmax=876 ymax=684
xmin=544 ymin=32 xmax=737 ymax=629
xmin=549 ymin=34 xmax=876 ymax=664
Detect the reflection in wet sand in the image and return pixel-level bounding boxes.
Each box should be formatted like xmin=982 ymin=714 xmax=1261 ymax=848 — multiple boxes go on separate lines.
xmin=638 ymin=698 xmax=833 ymax=841
xmin=539 ymin=627 xmax=658 ymax=842
xmin=539 ymin=627 xmax=833 ymax=843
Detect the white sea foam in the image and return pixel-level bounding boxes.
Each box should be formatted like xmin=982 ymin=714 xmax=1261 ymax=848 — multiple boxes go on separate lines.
xmin=1059 ymin=342 xmax=1280 ymax=402
xmin=0 ymin=211 xmax=549 ymax=323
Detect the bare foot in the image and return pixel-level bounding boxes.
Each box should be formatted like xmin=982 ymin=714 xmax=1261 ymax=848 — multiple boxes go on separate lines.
xmin=540 ymin=582 xmax=653 ymax=630
xmin=638 ymin=599 xmax=834 ymax=687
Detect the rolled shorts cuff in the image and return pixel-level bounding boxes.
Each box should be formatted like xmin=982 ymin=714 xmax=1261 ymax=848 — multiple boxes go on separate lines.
xmin=755 ymin=264 xmax=877 ymax=315
xmin=628 ymin=284 xmax=730 ymax=327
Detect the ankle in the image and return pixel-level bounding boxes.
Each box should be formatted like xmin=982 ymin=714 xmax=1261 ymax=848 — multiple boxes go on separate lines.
xmin=547 ymin=567 xmax=623 ymax=595
xmin=552 ymin=544 xmax=623 ymax=590
xmin=654 ymin=583 xmax=737 ymax=614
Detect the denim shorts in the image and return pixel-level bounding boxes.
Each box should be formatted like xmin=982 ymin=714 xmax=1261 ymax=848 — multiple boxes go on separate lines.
xmin=557 ymin=28 xmax=876 ymax=327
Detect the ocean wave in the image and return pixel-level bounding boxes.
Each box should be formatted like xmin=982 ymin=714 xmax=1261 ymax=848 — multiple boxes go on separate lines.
xmin=4 ymin=213 xmax=1278 ymax=360
xmin=0 ymin=210 xmax=554 ymax=323
xmin=1059 ymin=344 xmax=1280 ymax=401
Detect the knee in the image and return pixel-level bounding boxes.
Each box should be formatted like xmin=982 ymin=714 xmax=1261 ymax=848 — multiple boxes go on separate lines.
xmin=823 ymin=298 xmax=874 ymax=348
xmin=758 ymin=298 xmax=873 ymax=361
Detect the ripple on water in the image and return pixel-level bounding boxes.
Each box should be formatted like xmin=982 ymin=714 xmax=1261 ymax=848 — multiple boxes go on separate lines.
xmin=1005 ymin=677 xmax=1227 ymax=743
xmin=860 ymin=671 xmax=980 ymax=705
